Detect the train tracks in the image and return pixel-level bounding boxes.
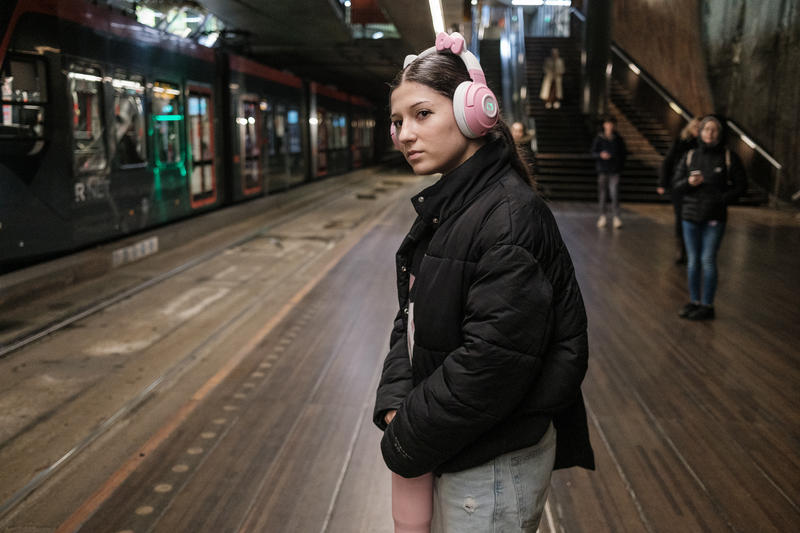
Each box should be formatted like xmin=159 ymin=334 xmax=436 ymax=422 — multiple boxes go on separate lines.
xmin=0 ymin=171 xmax=416 ymax=523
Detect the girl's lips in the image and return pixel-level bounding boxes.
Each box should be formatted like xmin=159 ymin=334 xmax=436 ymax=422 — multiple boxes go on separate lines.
xmin=407 ymin=150 xmax=422 ymax=161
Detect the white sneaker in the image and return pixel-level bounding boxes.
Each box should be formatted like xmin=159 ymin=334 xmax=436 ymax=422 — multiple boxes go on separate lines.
xmin=545 ymin=102 xmax=552 ymax=109
xmin=613 ymin=216 xmax=623 ymax=229
xmin=596 ymin=215 xmax=607 ymax=228
xmin=553 ymin=101 xmax=561 ymax=109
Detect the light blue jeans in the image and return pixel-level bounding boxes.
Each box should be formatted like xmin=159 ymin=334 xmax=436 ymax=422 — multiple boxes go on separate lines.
xmin=431 ymin=423 xmax=556 ymax=533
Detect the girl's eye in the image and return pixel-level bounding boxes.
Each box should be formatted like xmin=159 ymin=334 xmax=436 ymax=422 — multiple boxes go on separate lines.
xmin=392 ymin=120 xmax=402 ymax=129
xmin=418 ymin=110 xmax=431 ymax=118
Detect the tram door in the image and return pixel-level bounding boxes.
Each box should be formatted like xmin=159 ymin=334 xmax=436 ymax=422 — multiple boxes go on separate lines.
xmin=187 ymin=88 xmax=216 ymax=207
xmin=69 ymin=68 xmax=108 ymax=204
xmin=239 ymin=98 xmax=266 ymax=196
xmin=68 ymin=66 xmax=112 ymax=238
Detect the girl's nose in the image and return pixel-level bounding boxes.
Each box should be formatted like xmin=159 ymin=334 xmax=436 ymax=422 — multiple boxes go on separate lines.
xmin=397 ymin=122 xmax=415 ymax=144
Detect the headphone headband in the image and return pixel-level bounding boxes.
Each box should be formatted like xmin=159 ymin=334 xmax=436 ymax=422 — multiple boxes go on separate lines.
xmin=392 ymin=31 xmax=498 ymax=143
xmin=402 ymin=32 xmax=485 ymax=83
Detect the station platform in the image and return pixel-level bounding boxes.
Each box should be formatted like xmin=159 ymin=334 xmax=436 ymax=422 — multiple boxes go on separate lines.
xmin=0 ymin=166 xmax=798 ymax=532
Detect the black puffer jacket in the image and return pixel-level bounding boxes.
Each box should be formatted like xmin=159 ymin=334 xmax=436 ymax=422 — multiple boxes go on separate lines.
xmin=373 ymin=140 xmax=594 ymax=478
xmin=672 ymin=139 xmax=747 ymax=222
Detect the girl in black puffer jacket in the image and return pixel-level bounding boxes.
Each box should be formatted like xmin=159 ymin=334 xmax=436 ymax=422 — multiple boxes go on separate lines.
xmin=672 ymin=115 xmax=747 ymax=320
xmin=375 ymin=31 xmax=594 ymax=533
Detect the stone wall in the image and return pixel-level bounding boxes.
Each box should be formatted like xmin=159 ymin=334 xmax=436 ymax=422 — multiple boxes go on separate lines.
xmin=611 ymin=0 xmax=714 ymax=116
xmin=702 ymin=0 xmax=799 ymax=200
xmin=603 ymin=0 xmax=798 ymax=200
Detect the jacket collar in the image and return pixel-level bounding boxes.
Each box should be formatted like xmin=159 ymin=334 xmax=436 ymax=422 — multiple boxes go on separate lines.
xmin=410 ymin=139 xmax=511 ymax=226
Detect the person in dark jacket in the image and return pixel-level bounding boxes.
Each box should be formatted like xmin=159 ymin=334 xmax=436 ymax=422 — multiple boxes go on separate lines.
xmin=376 ymin=31 xmax=594 ymax=533
xmin=672 ymin=115 xmax=747 ymax=320
xmin=658 ymin=118 xmax=700 ymax=264
xmin=591 ymin=116 xmax=627 ymax=228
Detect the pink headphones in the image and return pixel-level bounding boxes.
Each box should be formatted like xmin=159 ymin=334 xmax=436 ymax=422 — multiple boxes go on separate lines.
xmin=391 ymin=32 xmax=499 ymax=149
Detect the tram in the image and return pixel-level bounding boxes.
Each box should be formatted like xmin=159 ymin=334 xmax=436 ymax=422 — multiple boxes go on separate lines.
xmin=0 ymin=0 xmax=377 ymax=272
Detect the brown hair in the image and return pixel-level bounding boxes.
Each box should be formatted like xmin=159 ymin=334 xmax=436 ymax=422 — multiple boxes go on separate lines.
xmin=680 ymin=118 xmax=700 ymax=140
xmin=390 ymin=51 xmax=534 ymax=185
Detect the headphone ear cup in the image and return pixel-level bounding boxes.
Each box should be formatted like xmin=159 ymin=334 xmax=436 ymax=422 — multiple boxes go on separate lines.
xmin=453 ymin=81 xmax=477 ymax=138
xmin=453 ymin=81 xmax=499 ymax=139
xmin=390 ymin=123 xmax=402 ymax=150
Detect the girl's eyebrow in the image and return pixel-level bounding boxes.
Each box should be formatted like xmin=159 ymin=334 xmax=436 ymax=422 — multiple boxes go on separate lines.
xmin=390 ymin=100 xmax=433 ymax=120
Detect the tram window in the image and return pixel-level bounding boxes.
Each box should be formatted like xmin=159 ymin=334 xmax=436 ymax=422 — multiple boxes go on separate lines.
xmin=188 ymin=93 xmax=214 ymax=199
xmin=260 ymin=100 xmax=272 ymax=158
xmin=112 ymin=76 xmax=146 ymax=168
xmin=274 ymin=105 xmax=286 ymax=155
xmin=241 ymin=100 xmax=260 ymax=191
xmin=264 ymin=101 xmax=276 ymax=157
xmin=352 ymin=119 xmax=362 ymax=148
xmin=286 ymin=108 xmax=301 ymax=154
xmin=69 ymin=68 xmax=107 ymax=173
xmin=151 ymin=81 xmax=183 ymax=165
xmin=339 ymin=115 xmax=348 ymax=148
xmin=1 ymin=58 xmax=47 ymax=142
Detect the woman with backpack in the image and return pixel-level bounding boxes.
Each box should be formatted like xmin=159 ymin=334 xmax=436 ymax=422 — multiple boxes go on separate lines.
xmin=672 ymin=115 xmax=747 ymax=320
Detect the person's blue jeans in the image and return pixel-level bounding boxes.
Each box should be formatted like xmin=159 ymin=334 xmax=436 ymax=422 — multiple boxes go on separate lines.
xmin=431 ymin=423 xmax=556 ymax=532
xmin=682 ymin=219 xmax=726 ymax=306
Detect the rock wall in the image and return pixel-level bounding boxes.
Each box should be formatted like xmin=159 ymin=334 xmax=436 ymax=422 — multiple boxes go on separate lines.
xmin=603 ymin=0 xmax=797 ymax=200
xmin=702 ymin=0 xmax=799 ymax=199
xmin=610 ymin=0 xmax=714 ymax=115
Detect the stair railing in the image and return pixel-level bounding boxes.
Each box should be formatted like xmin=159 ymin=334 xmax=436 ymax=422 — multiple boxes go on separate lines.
xmin=609 ymin=43 xmax=782 ymax=207
xmin=570 ymin=8 xmax=783 ymax=206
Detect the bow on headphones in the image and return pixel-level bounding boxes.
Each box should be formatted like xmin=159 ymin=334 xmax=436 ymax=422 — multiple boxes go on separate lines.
xmin=391 ymin=31 xmax=499 ymax=148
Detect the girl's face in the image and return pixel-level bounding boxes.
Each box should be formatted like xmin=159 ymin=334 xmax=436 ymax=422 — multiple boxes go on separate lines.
xmin=390 ymin=81 xmax=482 ymax=175
xmin=701 ymin=120 xmax=720 ymax=145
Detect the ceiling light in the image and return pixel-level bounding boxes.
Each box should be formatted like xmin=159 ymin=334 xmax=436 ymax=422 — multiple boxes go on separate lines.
xmin=372 ymin=31 xmax=384 ymax=39
xmin=429 ymin=0 xmax=445 ymax=34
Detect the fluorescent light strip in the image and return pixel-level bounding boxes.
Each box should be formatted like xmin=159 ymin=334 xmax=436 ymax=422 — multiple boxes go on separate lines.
xmin=512 ymin=1 xmax=572 ymax=6
xmin=68 ymin=72 xmax=103 ymax=82
xmin=429 ymin=0 xmax=445 ymax=34
xmin=628 ymin=63 xmax=640 ymax=75
xmin=112 ymin=79 xmax=144 ymax=92
xmin=727 ymin=120 xmax=782 ymax=169
xmin=668 ymin=101 xmax=683 ymax=115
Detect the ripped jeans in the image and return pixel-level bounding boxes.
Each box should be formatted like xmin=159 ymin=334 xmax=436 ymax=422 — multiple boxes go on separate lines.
xmin=431 ymin=423 xmax=556 ymax=533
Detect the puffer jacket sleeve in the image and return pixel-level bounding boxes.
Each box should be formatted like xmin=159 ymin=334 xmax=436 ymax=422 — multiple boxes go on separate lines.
xmin=381 ymin=243 xmax=553 ymax=478
xmin=373 ymin=307 xmax=413 ymax=430
xmin=523 ymin=243 xmax=588 ymax=412
xmin=672 ymin=152 xmax=690 ymax=193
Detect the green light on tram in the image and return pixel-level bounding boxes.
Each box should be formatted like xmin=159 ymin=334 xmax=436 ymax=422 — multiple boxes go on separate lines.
xmin=154 ymin=115 xmax=183 ymax=122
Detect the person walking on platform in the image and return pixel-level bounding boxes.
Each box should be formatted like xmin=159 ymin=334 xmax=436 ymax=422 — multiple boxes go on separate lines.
xmin=659 ymin=118 xmax=700 ymax=264
xmin=539 ymin=48 xmax=565 ymax=109
xmin=591 ymin=115 xmax=627 ymax=229
xmin=375 ymin=31 xmax=594 ymax=533
xmin=672 ymin=115 xmax=747 ymax=321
